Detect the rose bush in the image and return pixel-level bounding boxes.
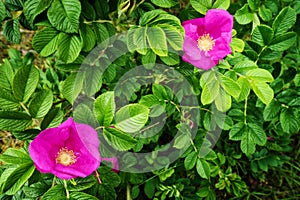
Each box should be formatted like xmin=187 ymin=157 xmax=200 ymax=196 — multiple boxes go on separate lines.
xmin=0 ymin=0 xmax=299 ymax=199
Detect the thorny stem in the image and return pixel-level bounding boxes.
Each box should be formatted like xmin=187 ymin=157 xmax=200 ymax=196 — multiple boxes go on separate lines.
xmin=63 ymin=180 xmax=70 ymax=199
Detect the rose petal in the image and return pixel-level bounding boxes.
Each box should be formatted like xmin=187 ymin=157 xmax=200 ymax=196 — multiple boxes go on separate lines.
xmin=209 ymin=33 xmax=232 ymax=60
xmin=183 ymin=18 xmax=204 ymax=41
xmin=204 ymin=9 xmax=233 ymax=39
xmin=75 ymin=123 xmax=100 ymax=161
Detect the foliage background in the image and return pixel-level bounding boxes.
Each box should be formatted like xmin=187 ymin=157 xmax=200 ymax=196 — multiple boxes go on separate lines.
xmin=0 ymin=0 xmax=300 ymax=199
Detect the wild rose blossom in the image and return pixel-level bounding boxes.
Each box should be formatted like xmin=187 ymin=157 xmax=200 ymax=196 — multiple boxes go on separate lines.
xmin=182 ymin=9 xmax=233 ymax=70
xmin=29 ymin=117 xmax=101 ymax=180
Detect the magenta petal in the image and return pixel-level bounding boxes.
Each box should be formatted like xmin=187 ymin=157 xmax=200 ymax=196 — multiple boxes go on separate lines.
xmin=183 ymin=36 xmax=202 ymax=58
xmin=183 ymin=18 xmax=204 ymax=41
xmin=182 ymin=37 xmax=216 ymax=70
xmin=29 ymin=127 xmax=65 ymax=173
xmin=209 ymin=33 xmax=232 ymax=60
xmin=204 ymin=9 xmax=233 ymax=39
xmin=75 ymin=123 xmax=100 ymax=161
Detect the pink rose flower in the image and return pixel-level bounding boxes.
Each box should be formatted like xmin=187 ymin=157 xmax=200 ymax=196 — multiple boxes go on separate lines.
xmin=29 ymin=117 xmax=100 ymax=180
xmin=182 ymin=9 xmax=233 ymax=70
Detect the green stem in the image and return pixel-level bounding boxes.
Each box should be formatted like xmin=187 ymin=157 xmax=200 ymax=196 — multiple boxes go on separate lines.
xmin=244 ymin=98 xmax=248 ymax=125
xmin=126 ymin=184 xmax=132 ymax=200
xmin=20 ymin=102 xmax=30 ymax=115
xmin=64 ymin=180 xmax=70 ymax=199
xmin=84 ymin=19 xmax=114 ymax=24
xmin=52 ymin=176 xmax=56 ymax=187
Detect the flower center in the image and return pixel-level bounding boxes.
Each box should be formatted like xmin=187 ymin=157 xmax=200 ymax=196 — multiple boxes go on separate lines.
xmin=56 ymin=147 xmax=77 ymax=166
xmin=197 ymin=34 xmax=215 ymax=52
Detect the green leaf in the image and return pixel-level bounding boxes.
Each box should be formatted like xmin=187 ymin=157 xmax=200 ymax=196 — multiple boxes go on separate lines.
xmin=280 ymin=108 xmax=300 ymax=134
xmin=68 ymin=177 xmax=96 ymax=192
xmin=83 ymin=66 xmax=102 ymax=96
xmin=94 ymin=91 xmax=115 ymax=127
xmin=139 ymin=10 xmax=167 ymax=26
xmin=0 ymin=164 xmax=35 ymax=195
xmin=252 ymin=25 xmax=274 ymax=46
xmin=146 ymin=27 xmax=168 ymax=56
xmin=248 ymin=123 xmax=267 ymax=146
xmin=127 ymin=27 xmax=138 ymax=53
xmin=61 ymin=73 xmax=84 ymax=104
xmin=0 ymin=88 xmax=19 ymax=110
xmin=23 ymin=0 xmax=53 ymax=25
xmin=32 ymin=27 xmax=60 ymax=57
xmin=23 ymin=182 xmax=49 ymax=198
xmin=233 ymin=60 xmax=258 ymax=74
xmin=219 ymin=74 xmax=241 ymax=99
xmin=115 ymin=104 xmax=149 ymax=133
xmin=241 ymin=128 xmax=256 ymax=155
xmin=0 ymin=148 xmax=32 ymax=165
xmin=164 ymin=27 xmax=183 ymax=51
xmin=41 ymin=107 xmax=63 ymax=129
xmin=0 ymin=60 xmax=14 ymax=90
xmin=237 ymin=77 xmax=250 ymax=102
xmin=93 ymin=22 xmax=110 ymax=45
xmin=184 ymin=151 xmax=198 ymax=170
xmin=57 ymin=33 xmax=82 ymax=63
xmin=13 ymin=65 xmax=39 ymax=103
xmin=268 ymin=32 xmax=297 ymax=52
xmin=144 ymin=179 xmax=156 ymax=199
xmin=74 ymin=104 xmax=98 ymax=128
xmin=251 ymin=81 xmax=274 ymax=105
xmin=212 ymin=0 xmax=230 ymax=10
xmin=201 ymin=81 xmax=220 ymax=105
xmin=272 ymin=7 xmax=297 ymax=36
xmin=235 ymin=4 xmax=254 ymax=25
xmin=258 ymin=5 xmax=272 ymax=21
xmin=4 ymin=0 xmax=23 ymax=11
xmin=47 ymin=0 xmax=81 ymax=33
xmin=150 ymin=0 xmax=178 ymax=8
xmin=139 ymin=94 xmax=160 ymax=107
xmin=103 ymin=127 xmax=137 ymax=151
xmin=42 ymin=185 xmax=66 ymax=200
xmin=173 ymin=133 xmax=190 ymax=149
xmin=0 ymin=1 xmax=6 ymax=21
xmin=29 ymin=90 xmax=53 ymax=118
xmin=229 ymin=122 xmax=245 ymax=141
xmin=141 ymin=50 xmax=156 ymax=67
xmin=247 ymin=0 xmax=259 ymax=10
xmin=70 ymin=192 xmax=98 ymax=200
xmin=153 ymin=84 xmax=173 ymax=100
xmin=160 ymin=52 xmax=179 ymax=66
xmin=196 ymin=159 xmax=210 ymax=179
xmin=190 ymin=0 xmax=212 ymax=15
xmin=0 ymin=111 xmax=32 ymax=132
xmin=230 ymin=38 xmax=245 ymax=52
xmin=246 ymin=68 xmax=274 ymax=82
xmin=133 ymin=27 xmax=148 ymax=55
xmin=214 ymin=88 xmax=231 ymax=112
xmin=3 ymin=19 xmax=21 ymax=44
xmin=263 ymin=100 xmax=281 ymax=121
xmin=80 ymin=24 xmax=96 ymax=52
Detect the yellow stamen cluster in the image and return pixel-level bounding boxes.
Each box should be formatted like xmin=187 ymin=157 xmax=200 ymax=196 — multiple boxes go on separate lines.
xmin=197 ymin=33 xmax=215 ymax=52
xmin=56 ymin=147 xmax=77 ymax=166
